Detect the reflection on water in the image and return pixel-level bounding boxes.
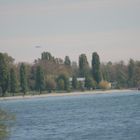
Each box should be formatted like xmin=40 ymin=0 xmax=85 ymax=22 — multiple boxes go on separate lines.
xmin=0 ymin=109 xmax=15 ymax=140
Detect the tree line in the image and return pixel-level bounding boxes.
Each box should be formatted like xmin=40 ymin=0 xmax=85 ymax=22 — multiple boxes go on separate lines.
xmin=0 ymin=52 xmax=140 ymax=96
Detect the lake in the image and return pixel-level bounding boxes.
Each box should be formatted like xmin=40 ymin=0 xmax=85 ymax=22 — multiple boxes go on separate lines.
xmin=0 ymin=91 xmax=140 ymax=140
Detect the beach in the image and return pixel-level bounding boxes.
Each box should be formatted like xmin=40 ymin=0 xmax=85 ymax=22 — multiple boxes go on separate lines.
xmin=0 ymin=89 xmax=134 ymax=101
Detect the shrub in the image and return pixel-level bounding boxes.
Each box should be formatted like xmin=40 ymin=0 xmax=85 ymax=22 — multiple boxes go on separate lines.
xmin=99 ymin=81 xmax=111 ymax=89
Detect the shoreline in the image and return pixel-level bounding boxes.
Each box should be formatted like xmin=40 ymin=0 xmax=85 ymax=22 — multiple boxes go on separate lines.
xmin=0 ymin=89 xmax=135 ymax=101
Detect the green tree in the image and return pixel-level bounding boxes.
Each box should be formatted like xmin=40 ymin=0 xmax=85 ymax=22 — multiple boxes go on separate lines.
xmin=0 ymin=53 xmax=9 ymax=96
xmin=35 ymin=66 xmax=45 ymax=94
xmin=72 ymin=75 xmax=78 ymax=90
xmin=92 ymin=52 xmax=101 ymax=83
xmin=57 ymin=79 xmax=65 ymax=90
xmin=3 ymin=53 xmax=14 ymax=65
xmin=116 ymin=69 xmax=127 ymax=88
xmin=100 ymin=63 xmax=110 ymax=81
xmin=9 ymin=68 xmax=18 ymax=96
xmin=85 ymin=76 xmax=97 ymax=90
xmin=78 ymin=81 xmax=85 ymax=91
xmin=57 ymin=74 xmax=70 ymax=91
xmin=71 ymin=61 xmax=79 ymax=77
xmin=46 ymin=77 xmax=56 ymax=93
xmin=28 ymin=66 xmax=36 ymax=91
xmin=41 ymin=52 xmax=53 ymax=61
xmin=64 ymin=56 xmax=71 ymax=66
xmin=134 ymin=66 xmax=140 ymax=87
xmin=79 ymin=54 xmax=90 ymax=77
xmin=128 ymin=59 xmax=135 ymax=87
xmin=20 ymin=63 xmax=28 ymax=95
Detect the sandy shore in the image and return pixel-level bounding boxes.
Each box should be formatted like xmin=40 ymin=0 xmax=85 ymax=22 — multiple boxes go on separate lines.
xmin=0 ymin=89 xmax=135 ymax=101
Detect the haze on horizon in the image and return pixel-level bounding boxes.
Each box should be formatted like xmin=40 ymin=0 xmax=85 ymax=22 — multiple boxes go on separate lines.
xmin=0 ymin=0 xmax=140 ymax=63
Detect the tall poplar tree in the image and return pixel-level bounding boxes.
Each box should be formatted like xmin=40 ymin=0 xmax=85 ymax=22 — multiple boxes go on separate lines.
xmin=79 ymin=54 xmax=90 ymax=77
xmin=0 ymin=53 xmax=9 ymax=96
xmin=20 ymin=63 xmax=28 ymax=95
xmin=9 ymin=68 xmax=18 ymax=96
xmin=92 ymin=52 xmax=101 ymax=83
xmin=72 ymin=75 xmax=78 ymax=90
xmin=35 ymin=66 xmax=45 ymax=94
xmin=128 ymin=59 xmax=135 ymax=87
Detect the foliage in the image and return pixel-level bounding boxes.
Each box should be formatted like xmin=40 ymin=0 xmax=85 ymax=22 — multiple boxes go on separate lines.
xmin=85 ymin=76 xmax=97 ymax=90
xmin=41 ymin=52 xmax=54 ymax=62
xmin=36 ymin=52 xmax=72 ymax=78
xmin=0 ymin=53 xmax=9 ymax=96
xmin=100 ymin=63 xmax=110 ymax=81
xmin=101 ymin=61 xmax=129 ymax=88
xmin=92 ymin=52 xmax=101 ymax=83
xmin=57 ymin=74 xmax=70 ymax=91
xmin=111 ymin=61 xmax=128 ymax=88
xmin=2 ymin=53 xmax=15 ymax=66
xmin=57 ymin=79 xmax=65 ymax=90
xmin=99 ymin=81 xmax=111 ymax=89
xmin=28 ymin=66 xmax=36 ymax=90
xmin=46 ymin=77 xmax=56 ymax=92
xmin=19 ymin=63 xmax=28 ymax=95
xmin=78 ymin=81 xmax=85 ymax=91
xmin=35 ymin=66 xmax=45 ymax=93
xmin=64 ymin=56 xmax=71 ymax=66
xmin=129 ymin=61 xmax=140 ymax=87
xmin=9 ymin=68 xmax=18 ymax=95
xmin=0 ymin=51 xmax=140 ymax=96
xmin=79 ymin=54 xmax=90 ymax=77
xmin=72 ymin=75 xmax=78 ymax=90
xmin=71 ymin=61 xmax=79 ymax=77
xmin=128 ymin=59 xmax=135 ymax=87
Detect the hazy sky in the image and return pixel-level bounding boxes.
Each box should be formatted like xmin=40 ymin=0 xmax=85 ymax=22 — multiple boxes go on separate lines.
xmin=0 ymin=0 xmax=140 ymax=63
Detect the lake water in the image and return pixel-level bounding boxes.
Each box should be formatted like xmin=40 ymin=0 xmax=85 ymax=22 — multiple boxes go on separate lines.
xmin=0 ymin=91 xmax=140 ymax=140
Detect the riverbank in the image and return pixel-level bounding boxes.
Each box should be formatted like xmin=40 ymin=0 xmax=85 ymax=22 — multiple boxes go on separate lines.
xmin=0 ymin=89 xmax=135 ymax=101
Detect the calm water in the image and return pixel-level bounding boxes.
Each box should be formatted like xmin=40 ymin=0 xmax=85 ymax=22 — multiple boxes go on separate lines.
xmin=0 ymin=91 xmax=140 ymax=140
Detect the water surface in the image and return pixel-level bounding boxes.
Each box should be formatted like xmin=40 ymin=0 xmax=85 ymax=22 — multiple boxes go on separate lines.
xmin=0 ymin=91 xmax=140 ymax=140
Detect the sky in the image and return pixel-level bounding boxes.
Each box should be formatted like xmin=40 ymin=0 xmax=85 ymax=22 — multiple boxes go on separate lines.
xmin=0 ymin=0 xmax=140 ymax=63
